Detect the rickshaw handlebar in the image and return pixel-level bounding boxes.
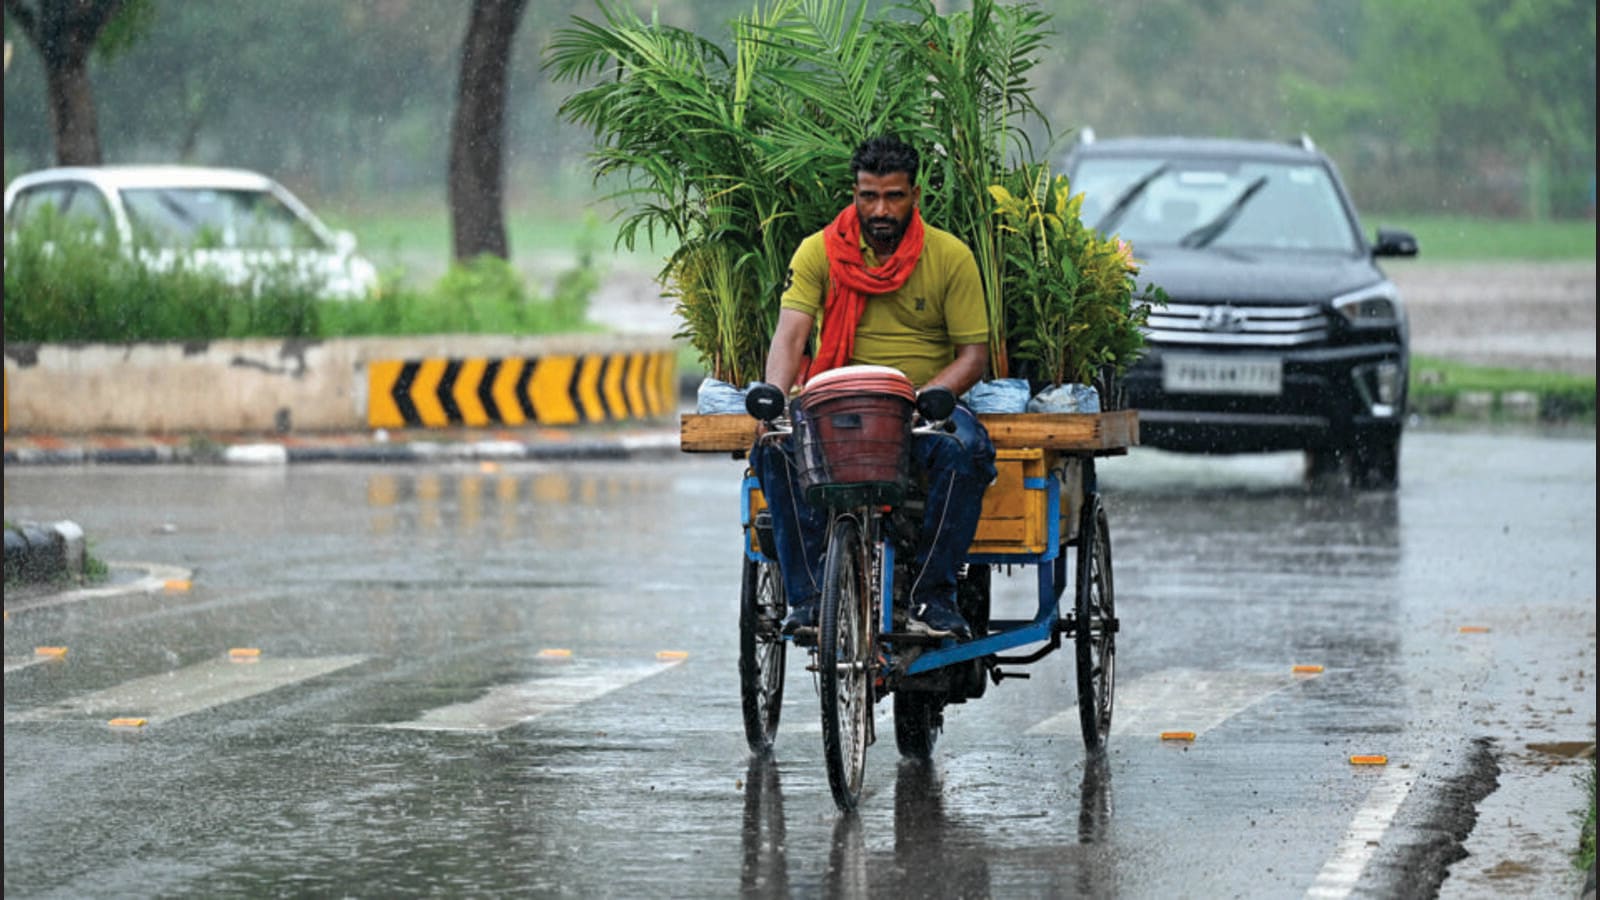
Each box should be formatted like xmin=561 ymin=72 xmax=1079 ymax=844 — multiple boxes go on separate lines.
xmin=745 ymin=381 xmax=956 ymax=444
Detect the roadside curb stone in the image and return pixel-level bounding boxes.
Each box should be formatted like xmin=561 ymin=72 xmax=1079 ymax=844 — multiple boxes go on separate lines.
xmin=3 ymin=520 xmax=85 ymax=584
xmin=4 ymin=426 xmax=685 ymax=467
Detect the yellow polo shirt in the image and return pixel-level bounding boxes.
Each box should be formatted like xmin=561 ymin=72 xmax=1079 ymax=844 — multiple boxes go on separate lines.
xmin=780 ymin=221 xmax=989 ymax=387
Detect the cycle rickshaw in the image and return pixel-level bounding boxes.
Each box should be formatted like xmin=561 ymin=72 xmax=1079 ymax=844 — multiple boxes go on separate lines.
xmin=681 ymin=366 xmax=1136 ymax=810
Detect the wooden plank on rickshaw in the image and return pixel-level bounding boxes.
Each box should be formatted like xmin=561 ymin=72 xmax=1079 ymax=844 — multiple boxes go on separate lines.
xmin=678 ymin=409 xmax=1139 ymax=455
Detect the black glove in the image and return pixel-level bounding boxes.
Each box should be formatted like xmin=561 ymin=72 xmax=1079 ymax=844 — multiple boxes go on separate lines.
xmin=745 ymin=382 xmax=787 ymax=421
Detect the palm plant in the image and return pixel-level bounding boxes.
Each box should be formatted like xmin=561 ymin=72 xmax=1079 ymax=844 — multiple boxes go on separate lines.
xmin=874 ymin=0 xmax=1054 ymax=378
xmin=547 ymin=0 xmax=1146 ymax=389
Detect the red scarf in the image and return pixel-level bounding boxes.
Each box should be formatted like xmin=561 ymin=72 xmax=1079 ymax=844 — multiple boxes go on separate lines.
xmin=810 ymin=204 xmax=925 ymax=377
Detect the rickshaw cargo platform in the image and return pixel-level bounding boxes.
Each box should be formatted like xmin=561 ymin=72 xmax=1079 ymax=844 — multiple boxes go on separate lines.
xmin=678 ymin=410 xmax=1139 ymax=455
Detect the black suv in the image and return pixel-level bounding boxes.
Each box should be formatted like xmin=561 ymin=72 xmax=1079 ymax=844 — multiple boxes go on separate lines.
xmin=1062 ymin=134 xmax=1418 ymax=490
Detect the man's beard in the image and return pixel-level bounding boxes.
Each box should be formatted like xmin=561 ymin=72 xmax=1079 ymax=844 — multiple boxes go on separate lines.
xmin=863 ymin=212 xmax=909 ymax=246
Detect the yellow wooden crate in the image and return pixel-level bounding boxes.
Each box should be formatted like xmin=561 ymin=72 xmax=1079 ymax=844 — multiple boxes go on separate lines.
xmin=743 ymin=471 xmax=769 ymax=558
xmin=967 ymin=449 xmax=1081 ymax=557
xmin=743 ymin=451 xmax=1080 ymax=560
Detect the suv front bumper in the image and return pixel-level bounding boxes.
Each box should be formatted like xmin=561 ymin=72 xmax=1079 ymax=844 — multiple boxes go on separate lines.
xmin=1127 ymin=342 xmax=1407 ymax=454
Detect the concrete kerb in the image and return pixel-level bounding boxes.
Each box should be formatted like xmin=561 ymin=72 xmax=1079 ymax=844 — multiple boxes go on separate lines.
xmin=3 ymin=520 xmax=86 ymax=585
xmin=2 ymin=333 xmax=681 ymax=434
xmin=2 ymin=430 xmax=684 ymax=467
xmin=3 ymin=561 xmax=194 ymax=611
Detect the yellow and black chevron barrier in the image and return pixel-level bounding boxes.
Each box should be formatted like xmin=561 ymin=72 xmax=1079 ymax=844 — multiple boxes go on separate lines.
xmin=367 ymin=351 xmax=676 ymax=429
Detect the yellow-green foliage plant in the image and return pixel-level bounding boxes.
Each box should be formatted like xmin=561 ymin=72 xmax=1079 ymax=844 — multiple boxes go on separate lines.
xmin=989 ymin=162 xmax=1164 ymax=390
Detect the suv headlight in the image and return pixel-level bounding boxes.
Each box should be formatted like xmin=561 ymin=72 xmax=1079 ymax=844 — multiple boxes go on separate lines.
xmin=1332 ymin=281 xmax=1402 ymax=326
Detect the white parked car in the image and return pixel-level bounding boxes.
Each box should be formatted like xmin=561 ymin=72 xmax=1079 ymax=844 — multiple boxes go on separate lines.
xmin=3 ymin=165 xmax=380 ymax=300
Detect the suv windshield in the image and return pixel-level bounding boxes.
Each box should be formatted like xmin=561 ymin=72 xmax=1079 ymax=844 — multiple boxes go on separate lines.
xmin=120 ymin=188 xmax=325 ymax=250
xmin=1073 ymin=157 xmax=1359 ymax=254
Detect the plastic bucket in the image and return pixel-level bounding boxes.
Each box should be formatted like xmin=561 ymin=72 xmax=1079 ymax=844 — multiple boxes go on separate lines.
xmin=793 ymin=366 xmax=915 ymax=502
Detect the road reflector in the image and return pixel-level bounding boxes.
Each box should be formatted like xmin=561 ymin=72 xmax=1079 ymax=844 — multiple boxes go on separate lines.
xmin=1160 ymin=731 xmax=1196 ymax=741
xmin=479 ymin=461 xmax=501 ymax=474
xmin=34 ymin=646 xmax=68 ymax=657
xmin=657 ymin=650 xmax=689 ymax=661
xmin=164 ymin=579 xmax=192 ymax=592
xmin=108 ymin=717 xmax=147 ymax=728
xmin=538 ymin=648 xmax=573 ymax=658
xmin=1457 ymin=625 xmax=1490 ymax=634
xmin=228 ymin=648 xmax=262 ymax=660
xmin=1292 ymin=664 xmax=1324 ymax=674
xmin=1350 ymin=754 xmax=1388 ymax=765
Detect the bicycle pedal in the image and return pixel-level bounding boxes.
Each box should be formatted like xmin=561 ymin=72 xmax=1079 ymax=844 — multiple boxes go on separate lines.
xmin=788 ymin=627 xmax=818 ymax=648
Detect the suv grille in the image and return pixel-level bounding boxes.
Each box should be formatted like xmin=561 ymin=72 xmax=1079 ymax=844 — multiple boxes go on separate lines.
xmin=1144 ymin=302 xmax=1329 ymax=347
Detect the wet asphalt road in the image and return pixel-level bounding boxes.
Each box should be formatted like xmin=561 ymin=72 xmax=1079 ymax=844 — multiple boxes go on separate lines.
xmin=3 ymin=427 xmax=1594 ymax=898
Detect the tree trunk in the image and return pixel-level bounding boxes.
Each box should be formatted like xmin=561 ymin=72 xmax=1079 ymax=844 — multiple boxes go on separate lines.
xmin=5 ymin=0 xmax=129 ymax=166
xmin=46 ymin=54 xmax=102 ymax=165
xmin=448 ymin=0 xmax=528 ymax=262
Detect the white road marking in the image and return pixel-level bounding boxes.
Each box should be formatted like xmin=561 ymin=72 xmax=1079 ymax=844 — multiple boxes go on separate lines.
xmin=2 ymin=562 xmax=193 ymax=614
xmin=380 ymin=658 xmax=683 ymax=733
xmin=5 ymin=655 xmax=366 ymax=725
xmin=4 ymin=655 xmax=55 ymax=674
xmin=1026 ymin=667 xmax=1317 ymax=737
xmin=1304 ymin=752 xmax=1430 ymax=899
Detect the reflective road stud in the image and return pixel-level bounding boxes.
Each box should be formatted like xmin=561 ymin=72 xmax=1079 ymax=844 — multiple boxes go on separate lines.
xmin=108 ymin=718 xmax=147 ymax=728
xmin=538 ymin=648 xmax=573 ymax=658
xmin=34 ymin=646 xmax=68 ymax=658
xmin=1160 ymin=731 xmax=1196 ymax=741
xmin=164 ymin=579 xmax=192 ymax=592
xmin=1458 ymin=626 xmax=1490 ymax=634
xmin=656 ymin=650 xmax=689 ymax=661
xmin=1350 ymin=755 xmax=1388 ymax=765
xmin=229 ymin=648 xmax=262 ymax=662
xmin=1292 ymin=664 xmax=1324 ymax=674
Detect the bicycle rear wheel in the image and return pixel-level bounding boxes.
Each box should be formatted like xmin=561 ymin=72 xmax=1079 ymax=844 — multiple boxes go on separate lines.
xmin=1075 ymin=493 xmax=1116 ymax=752
xmin=739 ymin=555 xmax=786 ymax=754
xmin=819 ymin=515 xmax=872 ymax=811
xmin=892 ymin=689 xmax=942 ymax=759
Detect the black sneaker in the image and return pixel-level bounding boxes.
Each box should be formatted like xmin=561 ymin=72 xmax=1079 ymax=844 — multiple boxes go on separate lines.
xmin=781 ymin=600 xmax=818 ymax=635
xmin=907 ymin=597 xmax=972 ymax=640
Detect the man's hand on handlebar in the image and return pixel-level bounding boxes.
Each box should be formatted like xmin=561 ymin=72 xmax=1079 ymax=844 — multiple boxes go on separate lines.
xmin=746 ymin=382 xmax=787 ymax=422
xmin=914 ymin=385 xmax=957 ymax=423
xmin=746 ymin=382 xmax=789 ymax=440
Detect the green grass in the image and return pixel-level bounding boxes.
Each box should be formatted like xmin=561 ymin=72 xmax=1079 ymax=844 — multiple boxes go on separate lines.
xmin=321 ymin=192 xmax=1596 ymax=288
xmin=321 ymin=199 xmax=667 ymax=288
xmin=1579 ymin=760 xmax=1596 ymax=876
xmin=1411 ymin=354 xmax=1596 ymax=423
xmin=1373 ymin=214 xmax=1596 ymax=261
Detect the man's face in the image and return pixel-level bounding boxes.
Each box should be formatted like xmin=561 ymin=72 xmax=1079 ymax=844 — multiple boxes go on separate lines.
xmin=853 ymin=170 xmax=919 ymax=248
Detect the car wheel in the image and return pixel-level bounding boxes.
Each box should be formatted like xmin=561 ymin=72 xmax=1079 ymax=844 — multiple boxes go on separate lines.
xmin=1353 ymin=434 xmax=1401 ymax=492
xmin=1304 ymin=446 xmax=1349 ymax=491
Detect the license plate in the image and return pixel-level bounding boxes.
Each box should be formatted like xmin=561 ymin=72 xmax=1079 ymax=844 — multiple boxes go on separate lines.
xmin=1162 ymin=353 xmax=1283 ymax=395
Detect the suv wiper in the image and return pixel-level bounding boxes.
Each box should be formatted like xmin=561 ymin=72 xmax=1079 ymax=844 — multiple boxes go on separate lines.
xmin=1094 ymin=163 xmax=1169 ymax=233
xmin=1179 ymin=175 xmax=1268 ymax=248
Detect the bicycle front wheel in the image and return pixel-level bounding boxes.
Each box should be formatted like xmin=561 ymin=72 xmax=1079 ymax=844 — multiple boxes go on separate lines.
xmin=819 ymin=515 xmax=872 ymax=811
xmin=739 ymin=555 xmax=786 ymax=754
xmin=1075 ymin=493 xmax=1116 ymax=752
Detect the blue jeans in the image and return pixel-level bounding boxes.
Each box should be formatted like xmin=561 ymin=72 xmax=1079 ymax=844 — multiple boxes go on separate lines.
xmin=751 ymin=405 xmax=997 ymax=611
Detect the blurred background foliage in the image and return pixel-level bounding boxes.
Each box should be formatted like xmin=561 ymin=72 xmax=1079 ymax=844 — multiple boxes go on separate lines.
xmin=4 ymin=0 xmax=1594 ymax=225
